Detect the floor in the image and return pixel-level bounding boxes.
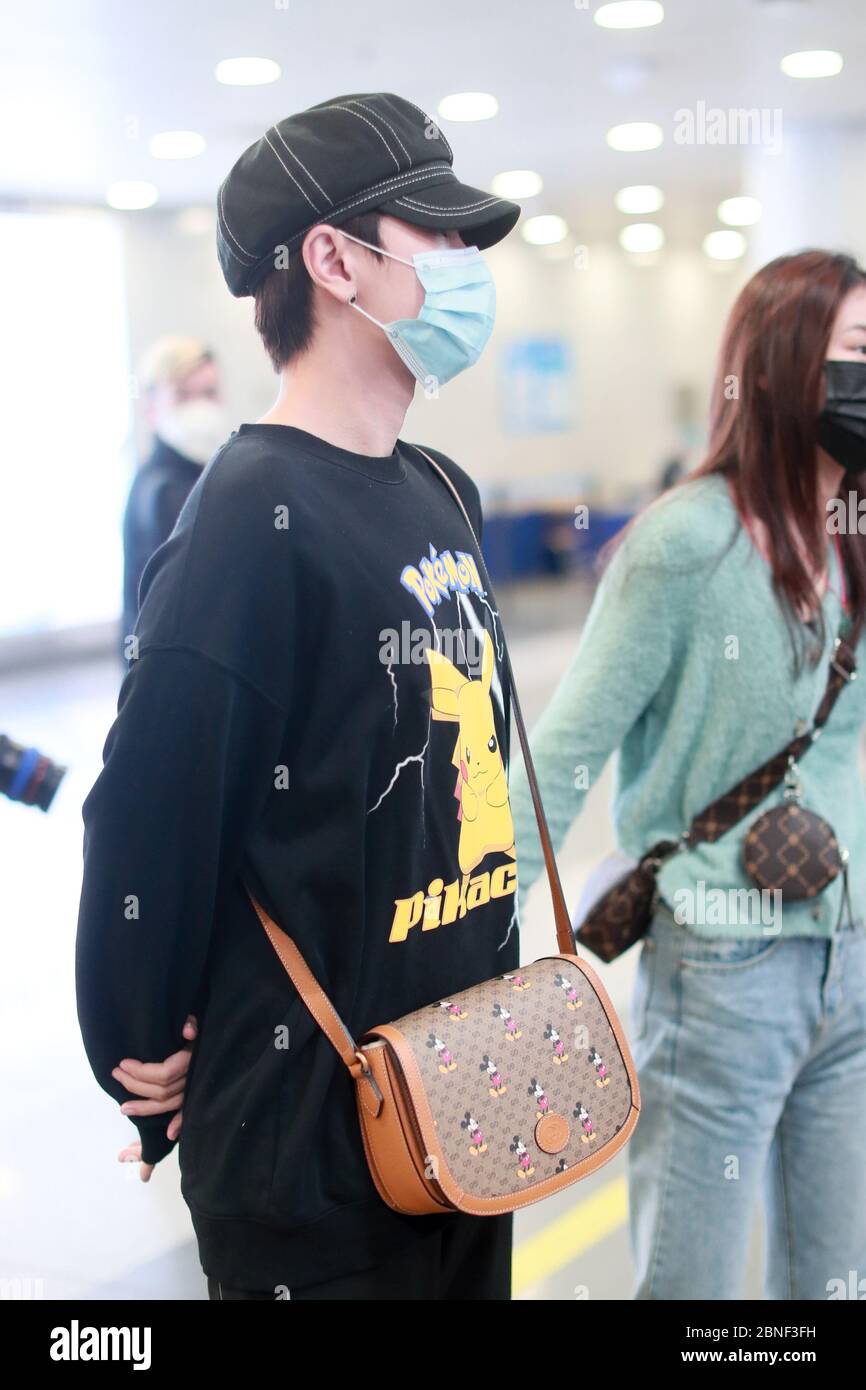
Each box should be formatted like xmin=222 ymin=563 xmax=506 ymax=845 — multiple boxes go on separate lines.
xmin=0 ymin=576 xmax=763 ymax=1299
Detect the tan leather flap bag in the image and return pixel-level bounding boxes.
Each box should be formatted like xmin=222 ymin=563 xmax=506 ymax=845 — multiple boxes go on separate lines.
xmin=248 ymin=448 xmax=640 ymax=1217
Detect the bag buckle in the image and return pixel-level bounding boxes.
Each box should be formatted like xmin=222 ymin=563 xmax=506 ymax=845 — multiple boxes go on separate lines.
xmin=832 ymin=637 xmax=857 ymax=682
xmin=643 ymin=835 xmax=687 ymax=871
xmin=784 ymin=756 xmax=803 ymax=804
xmin=353 ymin=1049 xmax=385 ymax=1112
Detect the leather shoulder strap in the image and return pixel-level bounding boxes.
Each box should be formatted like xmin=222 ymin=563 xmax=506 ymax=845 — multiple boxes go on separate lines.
xmin=246 ymin=441 xmax=579 ymax=1078
xmin=412 ymin=445 xmax=576 ymax=955
xmin=687 ymin=633 xmax=857 ymax=845
xmin=246 ymin=890 xmax=378 ymax=1090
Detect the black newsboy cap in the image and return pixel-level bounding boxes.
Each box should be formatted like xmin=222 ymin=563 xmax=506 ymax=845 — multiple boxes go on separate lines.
xmin=216 ymin=92 xmax=521 ymax=297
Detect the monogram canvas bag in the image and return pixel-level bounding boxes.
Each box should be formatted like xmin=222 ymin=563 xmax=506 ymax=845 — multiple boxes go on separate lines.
xmin=577 ymin=631 xmax=857 ymax=962
xmin=247 ymin=448 xmax=640 ymax=1217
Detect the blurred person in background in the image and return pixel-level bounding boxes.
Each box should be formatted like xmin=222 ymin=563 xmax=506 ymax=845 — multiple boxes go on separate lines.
xmin=510 ymin=249 xmax=866 ymax=1300
xmin=76 ymin=94 xmax=523 ymax=1301
xmin=121 ymin=336 xmax=228 ymax=648
xmin=656 ymin=454 xmax=686 ymax=494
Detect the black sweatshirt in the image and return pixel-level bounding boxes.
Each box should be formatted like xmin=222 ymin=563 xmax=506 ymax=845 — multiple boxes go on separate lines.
xmin=76 ymin=424 xmax=520 ymax=1289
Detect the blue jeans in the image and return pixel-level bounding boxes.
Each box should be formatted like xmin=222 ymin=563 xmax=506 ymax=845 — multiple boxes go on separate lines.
xmin=627 ymin=899 xmax=866 ymax=1300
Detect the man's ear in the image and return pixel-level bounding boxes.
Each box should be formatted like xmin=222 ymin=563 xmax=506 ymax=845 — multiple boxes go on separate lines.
xmin=302 ymin=225 xmax=355 ymax=306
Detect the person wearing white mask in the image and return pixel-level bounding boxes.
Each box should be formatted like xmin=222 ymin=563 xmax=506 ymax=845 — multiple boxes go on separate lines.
xmin=121 ymin=336 xmax=229 ymax=650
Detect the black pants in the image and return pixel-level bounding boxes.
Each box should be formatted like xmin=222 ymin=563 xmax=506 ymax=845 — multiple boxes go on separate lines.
xmin=206 ymin=1211 xmax=513 ymax=1301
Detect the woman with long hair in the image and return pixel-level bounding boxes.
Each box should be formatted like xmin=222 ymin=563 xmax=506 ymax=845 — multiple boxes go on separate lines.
xmin=510 ymin=249 xmax=866 ymax=1299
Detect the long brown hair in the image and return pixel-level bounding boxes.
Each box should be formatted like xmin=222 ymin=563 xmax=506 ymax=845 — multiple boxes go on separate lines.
xmin=606 ymin=250 xmax=866 ymax=669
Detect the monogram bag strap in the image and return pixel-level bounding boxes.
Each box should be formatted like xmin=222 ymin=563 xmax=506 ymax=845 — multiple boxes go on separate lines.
xmin=686 ymin=633 xmax=857 ymax=846
xmin=412 ymin=446 xmax=576 ymax=956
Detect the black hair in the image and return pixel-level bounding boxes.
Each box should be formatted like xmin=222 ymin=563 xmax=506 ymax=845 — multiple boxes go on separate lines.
xmin=253 ymin=211 xmax=383 ymax=371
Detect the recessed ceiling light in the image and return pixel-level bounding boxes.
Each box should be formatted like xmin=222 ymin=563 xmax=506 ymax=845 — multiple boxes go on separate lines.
xmin=215 ymin=57 xmax=281 ymax=86
xmin=619 ymin=222 xmax=664 ymax=253
xmin=149 ymin=130 xmax=206 ymax=160
xmin=703 ymin=230 xmax=747 ymax=260
xmin=717 ymin=196 xmax=762 ymax=227
xmin=594 ymin=1 xmax=664 ymax=29
xmin=606 ymin=121 xmax=663 ymax=152
xmin=437 ymin=92 xmax=499 ymax=121
xmin=780 ymin=49 xmax=843 ymax=79
xmin=491 ymin=169 xmax=543 ymax=199
xmin=106 ymin=180 xmax=158 ymax=210
xmin=522 ymin=215 xmax=569 ymax=245
xmin=615 ymin=184 xmax=664 ymax=214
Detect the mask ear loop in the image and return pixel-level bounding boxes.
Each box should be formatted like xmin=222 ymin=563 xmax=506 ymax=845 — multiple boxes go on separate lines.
xmin=342 ymin=225 xmax=430 ymax=386
xmin=340 ymin=226 xmax=417 ymax=331
xmin=346 ymin=294 xmax=428 ymax=385
xmin=346 ymin=292 xmax=391 ymax=333
xmin=338 ymin=227 xmax=414 ymax=267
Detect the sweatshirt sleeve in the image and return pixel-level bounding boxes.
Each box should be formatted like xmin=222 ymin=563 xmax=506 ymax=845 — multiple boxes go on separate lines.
xmin=75 ymin=646 xmax=287 ymax=1164
xmin=510 ymin=511 xmax=693 ymax=902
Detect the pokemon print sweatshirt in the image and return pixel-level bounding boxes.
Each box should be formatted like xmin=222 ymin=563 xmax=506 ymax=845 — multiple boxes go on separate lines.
xmin=75 ymin=424 xmax=519 ymax=1290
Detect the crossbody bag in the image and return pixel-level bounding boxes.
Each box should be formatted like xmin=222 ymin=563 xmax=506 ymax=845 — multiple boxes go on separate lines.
xmin=576 ymin=630 xmax=857 ymax=962
xmin=246 ymin=446 xmax=640 ymax=1217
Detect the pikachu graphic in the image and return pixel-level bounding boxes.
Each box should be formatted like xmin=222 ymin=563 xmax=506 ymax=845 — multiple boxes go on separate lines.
xmin=425 ymin=629 xmax=516 ymax=875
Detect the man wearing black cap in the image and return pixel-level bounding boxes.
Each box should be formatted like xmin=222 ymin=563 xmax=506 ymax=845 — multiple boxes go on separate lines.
xmin=76 ymin=94 xmax=522 ymax=1300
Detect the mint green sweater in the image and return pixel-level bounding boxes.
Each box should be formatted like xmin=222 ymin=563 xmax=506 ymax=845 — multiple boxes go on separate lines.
xmin=509 ymin=472 xmax=866 ymax=937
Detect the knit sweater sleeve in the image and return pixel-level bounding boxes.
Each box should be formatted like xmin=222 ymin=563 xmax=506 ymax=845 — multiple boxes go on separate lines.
xmin=510 ymin=501 xmax=698 ymax=902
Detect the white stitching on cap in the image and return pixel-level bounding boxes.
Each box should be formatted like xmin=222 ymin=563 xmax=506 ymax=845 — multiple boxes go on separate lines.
xmin=318 ymin=104 xmax=401 ymax=171
xmin=284 ymin=165 xmax=453 ymax=230
xmin=332 ymin=165 xmax=453 ymax=214
xmin=217 ymin=185 xmax=257 ymax=262
xmin=264 ymin=131 xmax=322 ymax=213
xmin=271 ymin=124 xmax=333 ymax=205
xmin=242 ymin=166 xmax=455 ymax=287
xmin=401 ymin=98 xmax=454 ymax=161
xmin=350 ymin=99 xmax=411 ymax=166
xmin=395 ymin=194 xmax=502 ymax=213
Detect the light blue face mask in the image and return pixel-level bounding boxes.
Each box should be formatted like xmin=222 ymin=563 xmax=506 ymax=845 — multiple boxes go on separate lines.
xmin=341 ymin=230 xmax=496 ymax=389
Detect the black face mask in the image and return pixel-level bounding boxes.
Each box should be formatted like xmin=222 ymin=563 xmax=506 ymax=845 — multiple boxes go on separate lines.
xmin=817 ymin=358 xmax=866 ymax=474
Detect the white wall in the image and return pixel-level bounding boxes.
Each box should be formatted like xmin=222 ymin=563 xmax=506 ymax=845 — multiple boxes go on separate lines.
xmin=745 ymin=123 xmax=866 ymax=271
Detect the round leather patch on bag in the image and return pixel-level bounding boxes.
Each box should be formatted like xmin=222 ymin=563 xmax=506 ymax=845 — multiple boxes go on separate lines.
xmin=743 ymin=804 xmax=843 ymax=900
xmin=535 ymin=1112 xmax=570 ymax=1154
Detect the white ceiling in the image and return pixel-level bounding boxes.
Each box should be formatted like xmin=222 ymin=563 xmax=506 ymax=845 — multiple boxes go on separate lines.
xmin=2 ymin=0 xmax=865 ymax=244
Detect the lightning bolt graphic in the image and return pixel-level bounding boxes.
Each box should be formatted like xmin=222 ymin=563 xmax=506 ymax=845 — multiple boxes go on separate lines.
xmin=368 ymin=614 xmax=442 ymax=831
xmin=463 ymin=571 xmax=504 ymax=664
xmin=367 ymin=734 xmax=429 ymax=815
xmin=385 ymin=657 xmax=399 ymax=729
xmin=456 ymin=592 xmax=505 ymax=717
xmin=498 ymin=903 xmax=518 ymax=952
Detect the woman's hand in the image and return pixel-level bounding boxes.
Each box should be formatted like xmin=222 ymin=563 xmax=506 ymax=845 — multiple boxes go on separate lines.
xmin=113 ymin=1014 xmax=199 ymax=1180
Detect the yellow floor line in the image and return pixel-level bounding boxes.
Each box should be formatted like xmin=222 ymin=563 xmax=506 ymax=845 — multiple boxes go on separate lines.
xmin=512 ymin=1175 xmax=628 ymax=1295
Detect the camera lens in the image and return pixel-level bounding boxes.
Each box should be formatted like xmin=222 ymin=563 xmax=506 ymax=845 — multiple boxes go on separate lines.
xmin=0 ymin=734 xmax=67 ymax=812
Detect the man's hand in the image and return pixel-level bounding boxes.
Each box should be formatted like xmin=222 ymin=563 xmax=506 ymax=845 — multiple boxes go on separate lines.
xmin=113 ymin=1014 xmax=198 ymax=1181
xmin=118 ymin=1139 xmax=154 ymax=1183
